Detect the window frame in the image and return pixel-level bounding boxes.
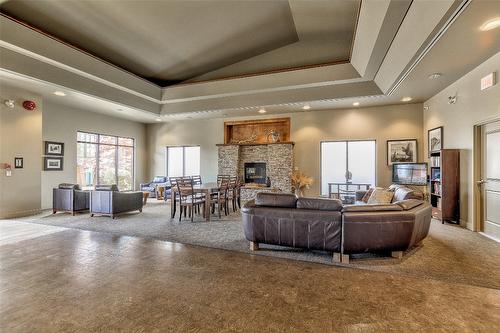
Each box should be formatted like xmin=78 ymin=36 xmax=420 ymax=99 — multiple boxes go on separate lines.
xmin=165 ymin=145 xmax=201 ymax=178
xmin=319 ymin=139 xmax=377 ymax=196
xmin=77 ymin=131 xmax=135 ymax=191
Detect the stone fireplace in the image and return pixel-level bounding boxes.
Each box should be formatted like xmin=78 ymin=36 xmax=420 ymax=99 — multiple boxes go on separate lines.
xmin=217 ymin=142 xmax=294 ymax=200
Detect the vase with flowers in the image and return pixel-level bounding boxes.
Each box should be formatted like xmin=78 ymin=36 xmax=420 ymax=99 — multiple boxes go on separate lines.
xmin=291 ymin=170 xmax=313 ymax=197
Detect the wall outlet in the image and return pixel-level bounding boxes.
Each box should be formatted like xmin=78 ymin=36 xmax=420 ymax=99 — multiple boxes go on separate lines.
xmin=6 ymin=170 xmax=12 ymax=177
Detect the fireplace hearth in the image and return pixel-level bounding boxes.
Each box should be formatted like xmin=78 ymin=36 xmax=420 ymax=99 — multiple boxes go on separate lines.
xmin=244 ymin=162 xmax=266 ymax=184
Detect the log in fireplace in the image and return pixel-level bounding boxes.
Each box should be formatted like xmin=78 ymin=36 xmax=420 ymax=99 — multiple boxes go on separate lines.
xmin=244 ymin=163 xmax=266 ymax=184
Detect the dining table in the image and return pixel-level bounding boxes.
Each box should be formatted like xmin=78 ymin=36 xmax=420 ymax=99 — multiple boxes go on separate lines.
xmin=170 ymin=182 xmax=220 ymax=221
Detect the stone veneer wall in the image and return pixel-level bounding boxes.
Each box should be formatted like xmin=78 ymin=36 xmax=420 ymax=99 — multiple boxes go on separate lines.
xmin=217 ymin=143 xmax=294 ymax=199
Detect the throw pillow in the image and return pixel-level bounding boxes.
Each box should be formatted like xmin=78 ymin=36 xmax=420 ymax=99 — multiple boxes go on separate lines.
xmin=367 ymin=188 xmax=395 ymax=205
xmin=361 ymin=188 xmax=374 ymax=203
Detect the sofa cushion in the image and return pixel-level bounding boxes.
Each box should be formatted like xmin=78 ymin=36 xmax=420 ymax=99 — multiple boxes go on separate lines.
xmin=255 ymin=192 xmax=297 ymax=208
xmin=394 ymin=199 xmax=423 ymax=210
xmin=95 ymin=184 xmax=119 ymax=192
xmin=297 ymin=197 xmax=343 ymax=211
xmin=361 ymin=188 xmax=374 ymax=203
xmin=367 ymin=188 xmax=394 ymax=204
xmin=58 ymin=183 xmax=80 ymax=190
xmin=342 ymin=204 xmax=403 ymax=212
xmin=153 ymin=176 xmax=167 ymax=183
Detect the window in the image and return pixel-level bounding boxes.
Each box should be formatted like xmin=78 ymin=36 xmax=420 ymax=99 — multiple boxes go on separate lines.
xmin=166 ymin=146 xmax=200 ymax=178
xmin=320 ymin=140 xmax=376 ymax=196
xmin=77 ymin=132 xmax=134 ymax=191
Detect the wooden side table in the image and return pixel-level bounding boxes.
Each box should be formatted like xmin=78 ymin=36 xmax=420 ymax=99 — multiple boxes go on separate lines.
xmin=155 ymin=185 xmax=165 ymax=200
xmin=142 ymin=192 xmax=149 ymax=205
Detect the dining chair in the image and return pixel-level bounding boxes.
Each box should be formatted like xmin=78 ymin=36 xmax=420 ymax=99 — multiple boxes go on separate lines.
xmin=211 ymin=177 xmax=229 ymax=218
xmin=176 ymin=177 xmax=205 ymax=222
xmin=228 ymin=176 xmax=239 ymax=212
xmin=169 ymin=177 xmax=183 ymax=217
xmin=192 ymin=175 xmax=202 ymax=185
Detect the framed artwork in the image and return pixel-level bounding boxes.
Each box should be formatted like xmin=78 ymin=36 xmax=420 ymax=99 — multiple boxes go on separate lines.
xmin=14 ymin=157 xmax=23 ymax=169
xmin=387 ymin=139 xmax=418 ymax=165
xmin=428 ymin=126 xmax=443 ymax=154
xmin=45 ymin=141 xmax=64 ymax=156
xmin=43 ymin=156 xmax=63 ymax=171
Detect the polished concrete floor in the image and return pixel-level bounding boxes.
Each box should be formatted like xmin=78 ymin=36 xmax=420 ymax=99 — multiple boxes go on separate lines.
xmin=1 ymin=222 xmax=499 ymax=332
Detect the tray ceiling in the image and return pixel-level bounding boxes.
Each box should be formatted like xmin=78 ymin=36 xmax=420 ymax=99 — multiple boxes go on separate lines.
xmin=0 ymin=0 xmax=360 ymax=85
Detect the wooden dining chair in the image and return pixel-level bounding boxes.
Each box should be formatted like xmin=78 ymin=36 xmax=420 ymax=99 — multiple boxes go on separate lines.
xmin=192 ymin=175 xmax=202 ymax=185
xmin=228 ymin=176 xmax=239 ymax=212
xmin=176 ymin=178 xmax=205 ymax=222
xmin=211 ymin=177 xmax=229 ymax=218
xmin=169 ymin=177 xmax=183 ymax=218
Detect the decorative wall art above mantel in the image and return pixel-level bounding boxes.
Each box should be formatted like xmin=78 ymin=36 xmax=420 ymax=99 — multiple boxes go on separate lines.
xmin=223 ymin=118 xmax=290 ymax=145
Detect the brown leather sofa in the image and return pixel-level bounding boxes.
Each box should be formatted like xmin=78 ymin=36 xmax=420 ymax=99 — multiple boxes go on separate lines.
xmin=242 ymin=192 xmax=344 ymax=262
xmin=241 ymin=188 xmax=432 ymax=263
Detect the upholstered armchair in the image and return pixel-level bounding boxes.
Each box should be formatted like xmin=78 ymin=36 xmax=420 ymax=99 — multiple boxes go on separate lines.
xmin=53 ymin=183 xmax=89 ymax=215
xmin=90 ymin=185 xmax=143 ymax=219
xmin=140 ymin=176 xmax=168 ymax=198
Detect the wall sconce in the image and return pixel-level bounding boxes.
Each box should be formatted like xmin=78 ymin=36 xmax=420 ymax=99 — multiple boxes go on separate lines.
xmin=448 ymin=95 xmax=457 ymax=104
xmin=3 ymin=99 xmax=15 ymax=108
xmin=423 ymin=106 xmax=430 ymax=111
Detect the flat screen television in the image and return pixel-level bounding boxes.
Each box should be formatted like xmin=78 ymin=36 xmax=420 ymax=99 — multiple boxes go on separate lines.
xmin=392 ymin=163 xmax=428 ymax=186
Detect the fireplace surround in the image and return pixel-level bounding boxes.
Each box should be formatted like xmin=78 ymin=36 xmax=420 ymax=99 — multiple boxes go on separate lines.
xmin=217 ymin=142 xmax=294 ymax=200
xmin=244 ymin=162 xmax=267 ymax=184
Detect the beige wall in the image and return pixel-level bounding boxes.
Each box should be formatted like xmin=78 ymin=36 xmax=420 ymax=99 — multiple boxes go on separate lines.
xmin=0 ymin=87 xmax=42 ymax=218
xmin=148 ymin=103 xmax=424 ymax=196
xmin=424 ymin=51 xmax=500 ymax=230
xmin=41 ymin=101 xmax=148 ymax=209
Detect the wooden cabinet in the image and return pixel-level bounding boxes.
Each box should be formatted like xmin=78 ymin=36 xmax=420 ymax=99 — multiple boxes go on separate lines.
xmin=429 ymin=149 xmax=460 ymax=224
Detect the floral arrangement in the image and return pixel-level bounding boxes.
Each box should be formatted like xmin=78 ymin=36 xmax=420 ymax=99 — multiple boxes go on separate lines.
xmin=291 ymin=170 xmax=313 ymax=197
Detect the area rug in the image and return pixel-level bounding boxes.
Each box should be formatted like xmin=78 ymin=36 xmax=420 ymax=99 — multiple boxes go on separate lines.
xmin=15 ymin=200 xmax=500 ymax=290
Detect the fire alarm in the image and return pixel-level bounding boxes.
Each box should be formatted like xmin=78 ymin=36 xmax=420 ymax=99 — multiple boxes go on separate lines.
xmin=22 ymin=100 xmax=36 ymax=111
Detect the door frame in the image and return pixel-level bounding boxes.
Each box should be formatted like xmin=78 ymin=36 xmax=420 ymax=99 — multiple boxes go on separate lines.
xmin=473 ymin=116 xmax=500 ymax=233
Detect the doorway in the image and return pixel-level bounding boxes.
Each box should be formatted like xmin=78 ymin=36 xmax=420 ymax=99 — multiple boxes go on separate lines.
xmin=475 ymin=120 xmax=500 ymax=242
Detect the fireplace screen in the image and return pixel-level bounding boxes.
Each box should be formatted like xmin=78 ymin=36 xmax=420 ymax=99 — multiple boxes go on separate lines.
xmin=244 ymin=163 xmax=266 ymax=184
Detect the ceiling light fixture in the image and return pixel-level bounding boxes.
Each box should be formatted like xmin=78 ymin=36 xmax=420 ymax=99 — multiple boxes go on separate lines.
xmin=155 ymin=117 xmax=162 ymax=122
xmin=480 ymin=17 xmax=500 ymax=31
xmin=302 ymin=104 xmax=311 ymax=110
xmin=352 ymin=102 xmax=360 ymax=106
xmin=401 ymin=97 xmax=413 ymax=102
xmin=428 ymin=73 xmax=442 ymax=79
xmin=258 ymin=108 xmax=266 ymax=114
xmin=53 ymin=91 xmax=66 ymax=96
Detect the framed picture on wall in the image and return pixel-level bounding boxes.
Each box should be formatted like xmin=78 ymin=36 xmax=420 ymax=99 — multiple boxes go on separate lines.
xmin=44 ymin=141 xmax=64 ymax=156
xmin=43 ymin=156 xmax=63 ymax=171
xmin=428 ymin=126 xmax=443 ymax=154
xmin=387 ymin=139 xmax=418 ymax=165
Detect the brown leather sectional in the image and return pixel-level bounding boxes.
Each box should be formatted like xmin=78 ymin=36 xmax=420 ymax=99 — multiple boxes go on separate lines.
xmin=241 ymin=188 xmax=432 ymax=263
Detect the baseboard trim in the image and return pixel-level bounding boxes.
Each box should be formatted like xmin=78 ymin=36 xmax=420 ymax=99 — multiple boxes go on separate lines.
xmin=479 ymin=232 xmax=500 ymax=243
xmin=0 ymin=208 xmax=41 ymax=219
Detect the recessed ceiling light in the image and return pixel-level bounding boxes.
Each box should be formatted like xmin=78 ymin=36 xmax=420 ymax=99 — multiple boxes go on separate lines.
xmin=352 ymin=102 xmax=360 ymax=106
xmin=258 ymin=108 xmax=266 ymax=114
xmin=53 ymin=91 xmax=66 ymax=96
xmin=155 ymin=117 xmax=162 ymax=122
xmin=480 ymin=17 xmax=500 ymax=31
xmin=302 ymin=104 xmax=311 ymax=110
xmin=428 ymin=73 xmax=442 ymax=80
xmin=401 ymin=97 xmax=413 ymax=102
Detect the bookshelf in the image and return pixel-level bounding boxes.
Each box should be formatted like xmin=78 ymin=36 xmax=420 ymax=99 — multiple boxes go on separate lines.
xmin=429 ymin=149 xmax=460 ymax=224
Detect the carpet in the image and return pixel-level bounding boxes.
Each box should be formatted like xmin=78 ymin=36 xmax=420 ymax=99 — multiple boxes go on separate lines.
xmin=15 ymin=200 xmax=500 ymax=289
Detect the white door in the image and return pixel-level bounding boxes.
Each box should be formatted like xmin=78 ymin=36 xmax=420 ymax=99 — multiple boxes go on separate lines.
xmin=481 ymin=121 xmax=500 ymax=241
